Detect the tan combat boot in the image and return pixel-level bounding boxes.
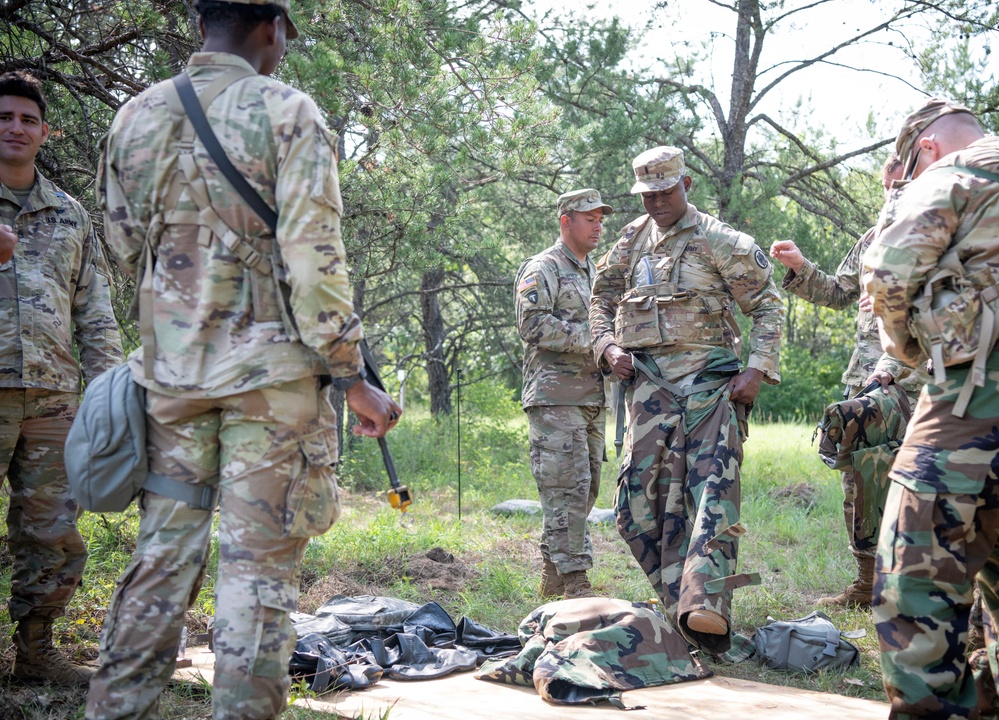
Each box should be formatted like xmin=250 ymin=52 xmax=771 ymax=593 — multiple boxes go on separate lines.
xmin=562 ymin=571 xmax=595 ymax=599
xmin=13 ymin=619 xmax=95 ymax=685
xmin=817 ymin=555 xmax=875 ymax=609
xmin=685 ymin=609 xmax=728 ymax=635
xmin=540 ymin=558 xmax=564 ymax=598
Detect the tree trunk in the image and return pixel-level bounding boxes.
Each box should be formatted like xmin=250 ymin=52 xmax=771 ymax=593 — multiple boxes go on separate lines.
xmin=421 ymin=267 xmax=451 ymax=416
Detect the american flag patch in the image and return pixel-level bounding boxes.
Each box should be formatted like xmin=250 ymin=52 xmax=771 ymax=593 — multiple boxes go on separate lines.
xmin=518 ymin=275 xmax=537 ymax=293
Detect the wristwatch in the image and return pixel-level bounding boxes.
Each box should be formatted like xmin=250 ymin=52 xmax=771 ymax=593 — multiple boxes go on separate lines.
xmin=331 ymin=369 xmax=367 ymax=391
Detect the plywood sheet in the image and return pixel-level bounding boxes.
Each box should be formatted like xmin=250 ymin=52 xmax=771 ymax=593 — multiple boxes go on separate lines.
xmin=175 ymin=647 xmax=888 ymax=719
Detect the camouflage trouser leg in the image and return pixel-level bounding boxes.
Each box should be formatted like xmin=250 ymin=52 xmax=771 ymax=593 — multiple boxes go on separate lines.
xmin=970 ymin=580 xmax=999 ymax=718
xmin=874 ymin=367 xmax=999 ymax=720
xmin=615 ymin=378 xmax=748 ymax=653
xmin=87 ymin=377 xmax=342 ymax=720
xmin=527 ymin=406 xmax=605 ymax=574
xmin=0 ymin=389 xmax=87 ymax=622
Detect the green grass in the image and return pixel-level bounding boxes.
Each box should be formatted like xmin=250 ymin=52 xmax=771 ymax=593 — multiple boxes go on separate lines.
xmin=0 ymin=413 xmax=890 ymax=717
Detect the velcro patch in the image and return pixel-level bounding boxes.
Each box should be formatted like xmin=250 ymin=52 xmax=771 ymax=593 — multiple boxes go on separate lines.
xmin=518 ymin=275 xmax=537 ymax=293
xmin=754 ymin=248 xmax=769 ymax=269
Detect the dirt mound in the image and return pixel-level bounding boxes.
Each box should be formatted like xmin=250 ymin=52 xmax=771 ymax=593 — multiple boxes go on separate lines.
xmin=769 ymin=482 xmax=819 ymax=508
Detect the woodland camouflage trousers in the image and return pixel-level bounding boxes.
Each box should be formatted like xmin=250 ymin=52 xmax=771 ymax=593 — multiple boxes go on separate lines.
xmin=614 ymin=373 xmax=753 ymax=656
xmin=874 ymin=356 xmax=999 ymax=719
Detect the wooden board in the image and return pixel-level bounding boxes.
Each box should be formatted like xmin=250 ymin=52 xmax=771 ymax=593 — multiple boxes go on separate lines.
xmin=175 ymin=646 xmax=889 ymax=719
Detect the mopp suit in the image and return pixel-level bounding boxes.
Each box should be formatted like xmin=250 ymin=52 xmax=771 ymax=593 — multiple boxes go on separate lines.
xmin=864 ymin=98 xmax=999 ymax=719
xmin=590 ymin=146 xmax=782 ymax=657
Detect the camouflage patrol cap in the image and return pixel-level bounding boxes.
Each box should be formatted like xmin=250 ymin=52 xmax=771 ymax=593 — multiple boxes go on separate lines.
xmin=895 ymin=97 xmax=975 ymax=175
xmin=557 ymin=188 xmax=613 ymax=217
xmin=630 ymin=146 xmax=685 ymax=194
xmin=217 ymin=0 xmax=299 ymax=39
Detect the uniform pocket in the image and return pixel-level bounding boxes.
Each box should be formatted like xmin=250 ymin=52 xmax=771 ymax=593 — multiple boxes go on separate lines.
xmin=283 ymin=426 xmax=342 ymax=538
xmin=529 ymin=426 xmax=574 ymax=488
xmin=250 ymin=581 xmax=299 ymax=677
xmin=614 ymin=296 xmax=663 ymax=349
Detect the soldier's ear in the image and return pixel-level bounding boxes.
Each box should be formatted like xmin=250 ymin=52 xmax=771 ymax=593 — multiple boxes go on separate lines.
xmin=559 ymin=214 xmax=570 ymax=229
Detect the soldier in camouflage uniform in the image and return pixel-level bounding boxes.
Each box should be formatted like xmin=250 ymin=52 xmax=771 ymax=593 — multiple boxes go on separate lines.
xmin=515 ymin=188 xmax=612 ymax=600
xmin=0 ymin=71 xmax=123 ymax=684
xmin=589 ymin=146 xmax=782 ymax=657
xmin=769 ymin=155 xmax=929 ymax=608
xmin=87 ymin=2 xmax=401 ymax=718
xmin=863 ymin=98 xmax=999 ymax=718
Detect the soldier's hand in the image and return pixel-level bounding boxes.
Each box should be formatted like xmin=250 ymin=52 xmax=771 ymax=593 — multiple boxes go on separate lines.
xmin=346 ymin=382 xmax=402 ymax=438
xmin=727 ymin=368 xmax=763 ymax=405
xmin=864 ymin=370 xmax=894 ymax=392
xmin=0 ymin=224 xmax=15 ymax=264
xmin=858 ymin=292 xmax=874 ymax=314
xmin=769 ymin=240 xmax=804 ymax=273
xmin=603 ymin=344 xmax=634 ymax=381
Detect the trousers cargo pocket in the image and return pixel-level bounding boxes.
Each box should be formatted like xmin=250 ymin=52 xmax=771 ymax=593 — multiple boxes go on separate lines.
xmin=283 ymin=427 xmax=342 ymax=538
xmin=529 ymin=426 xmax=574 ymax=488
xmin=250 ymin=581 xmax=299 ymax=678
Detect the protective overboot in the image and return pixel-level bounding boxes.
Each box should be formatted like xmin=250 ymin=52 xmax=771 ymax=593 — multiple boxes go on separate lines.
xmin=13 ymin=619 xmax=95 ymax=685
xmin=817 ymin=555 xmax=875 ymax=608
xmin=685 ymin=609 xmax=728 ymax=635
xmin=539 ymin=558 xmax=564 ymax=598
xmin=562 ymin=571 xmax=595 ymax=599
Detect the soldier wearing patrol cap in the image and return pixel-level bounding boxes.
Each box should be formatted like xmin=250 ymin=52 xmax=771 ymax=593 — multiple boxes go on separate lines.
xmin=863 ymin=98 xmax=999 ymax=719
xmin=515 ymin=188 xmax=612 ymax=600
xmin=0 ymin=70 xmax=123 ymax=685
xmin=87 ymin=1 xmax=401 ymax=718
xmin=590 ymin=146 xmax=782 ymax=659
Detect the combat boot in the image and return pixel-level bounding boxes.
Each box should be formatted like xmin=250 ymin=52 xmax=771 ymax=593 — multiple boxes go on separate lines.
xmin=539 ymin=558 xmax=564 ymax=598
xmin=685 ymin=609 xmax=728 ymax=635
xmin=562 ymin=571 xmax=595 ymax=599
xmin=13 ymin=619 xmax=95 ymax=685
xmin=817 ymin=555 xmax=875 ymax=608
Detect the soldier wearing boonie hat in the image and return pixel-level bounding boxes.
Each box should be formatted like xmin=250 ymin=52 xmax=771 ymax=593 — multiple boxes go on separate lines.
xmin=864 ymin=98 xmax=999 ymax=719
xmin=589 ymin=144 xmax=782 ymax=660
xmin=515 ymin=188 xmax=612 ymax=601
xmin=86 ymin=0 xmax=403 ymax=716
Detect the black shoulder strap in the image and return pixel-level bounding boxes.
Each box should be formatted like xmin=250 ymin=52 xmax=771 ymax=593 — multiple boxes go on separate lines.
xmin=172 ymin=72 xmax=279 ymax=234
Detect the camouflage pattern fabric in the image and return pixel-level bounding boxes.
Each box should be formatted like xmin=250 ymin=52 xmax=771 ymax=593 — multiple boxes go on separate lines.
xmin=864 ymin=137 xmax=999 ymax=373
xmin=516 ymin=240 xmax=604 ymax=408
xmin=89 ymin=52 xmax=359 ymax=720
xmin=99 ymin=52 xmax=363 ymax=399
xmin=0 ymin=173 xmax=122 ymax=391
xmin=614 ymin=365 xmax=758 ymax=657
xmin=782 ymin=226 xmax=927 ymax=396
xmin=526 ymin=405 xmax=604 ymax=573
xmin=589 ymin=205 xmax=780 ymax=656
xmin=476 ymin=597 xmax=711 ymax=706
xmin=86 ymin=377 xmax=341 ymax=720
xmin=969 ymin=583 xmax=999 ymax=717
xmin=0 ymin=389 xmax=87 ymax=622
xmin=590 ymin=205 xmax=782 ymax=386
xmin=873 ymin=350 xmax=999 ymax=719
xmin=815 ymin=384 xmax=913 ymax=557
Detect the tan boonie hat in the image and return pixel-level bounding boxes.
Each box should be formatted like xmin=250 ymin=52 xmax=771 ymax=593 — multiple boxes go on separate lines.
xmin=557 ymin=188 xmax=613 ymax=217
xmin=221 ymin=0 xmax=299 ymax=40
xmin=895 ymin=97 xmax=975 ymax=176
xmin=630 ymin=146 xmax=686 ymax=194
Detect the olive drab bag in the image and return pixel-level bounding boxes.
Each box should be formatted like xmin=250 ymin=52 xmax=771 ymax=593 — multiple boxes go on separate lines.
xmin=65 ymin=363 xmax=218 ymax=512
xmin=812 ymin=382 xmax=912 ymax=542
xmin=753 ymin=612 xmax=860 ymax=673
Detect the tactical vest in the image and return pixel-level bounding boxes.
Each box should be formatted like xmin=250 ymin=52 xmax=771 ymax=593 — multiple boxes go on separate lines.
xmin=130 ymin=68 xmax=298 ymax=379
xmin=613 ymin=218 xmax=740 ymax=352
